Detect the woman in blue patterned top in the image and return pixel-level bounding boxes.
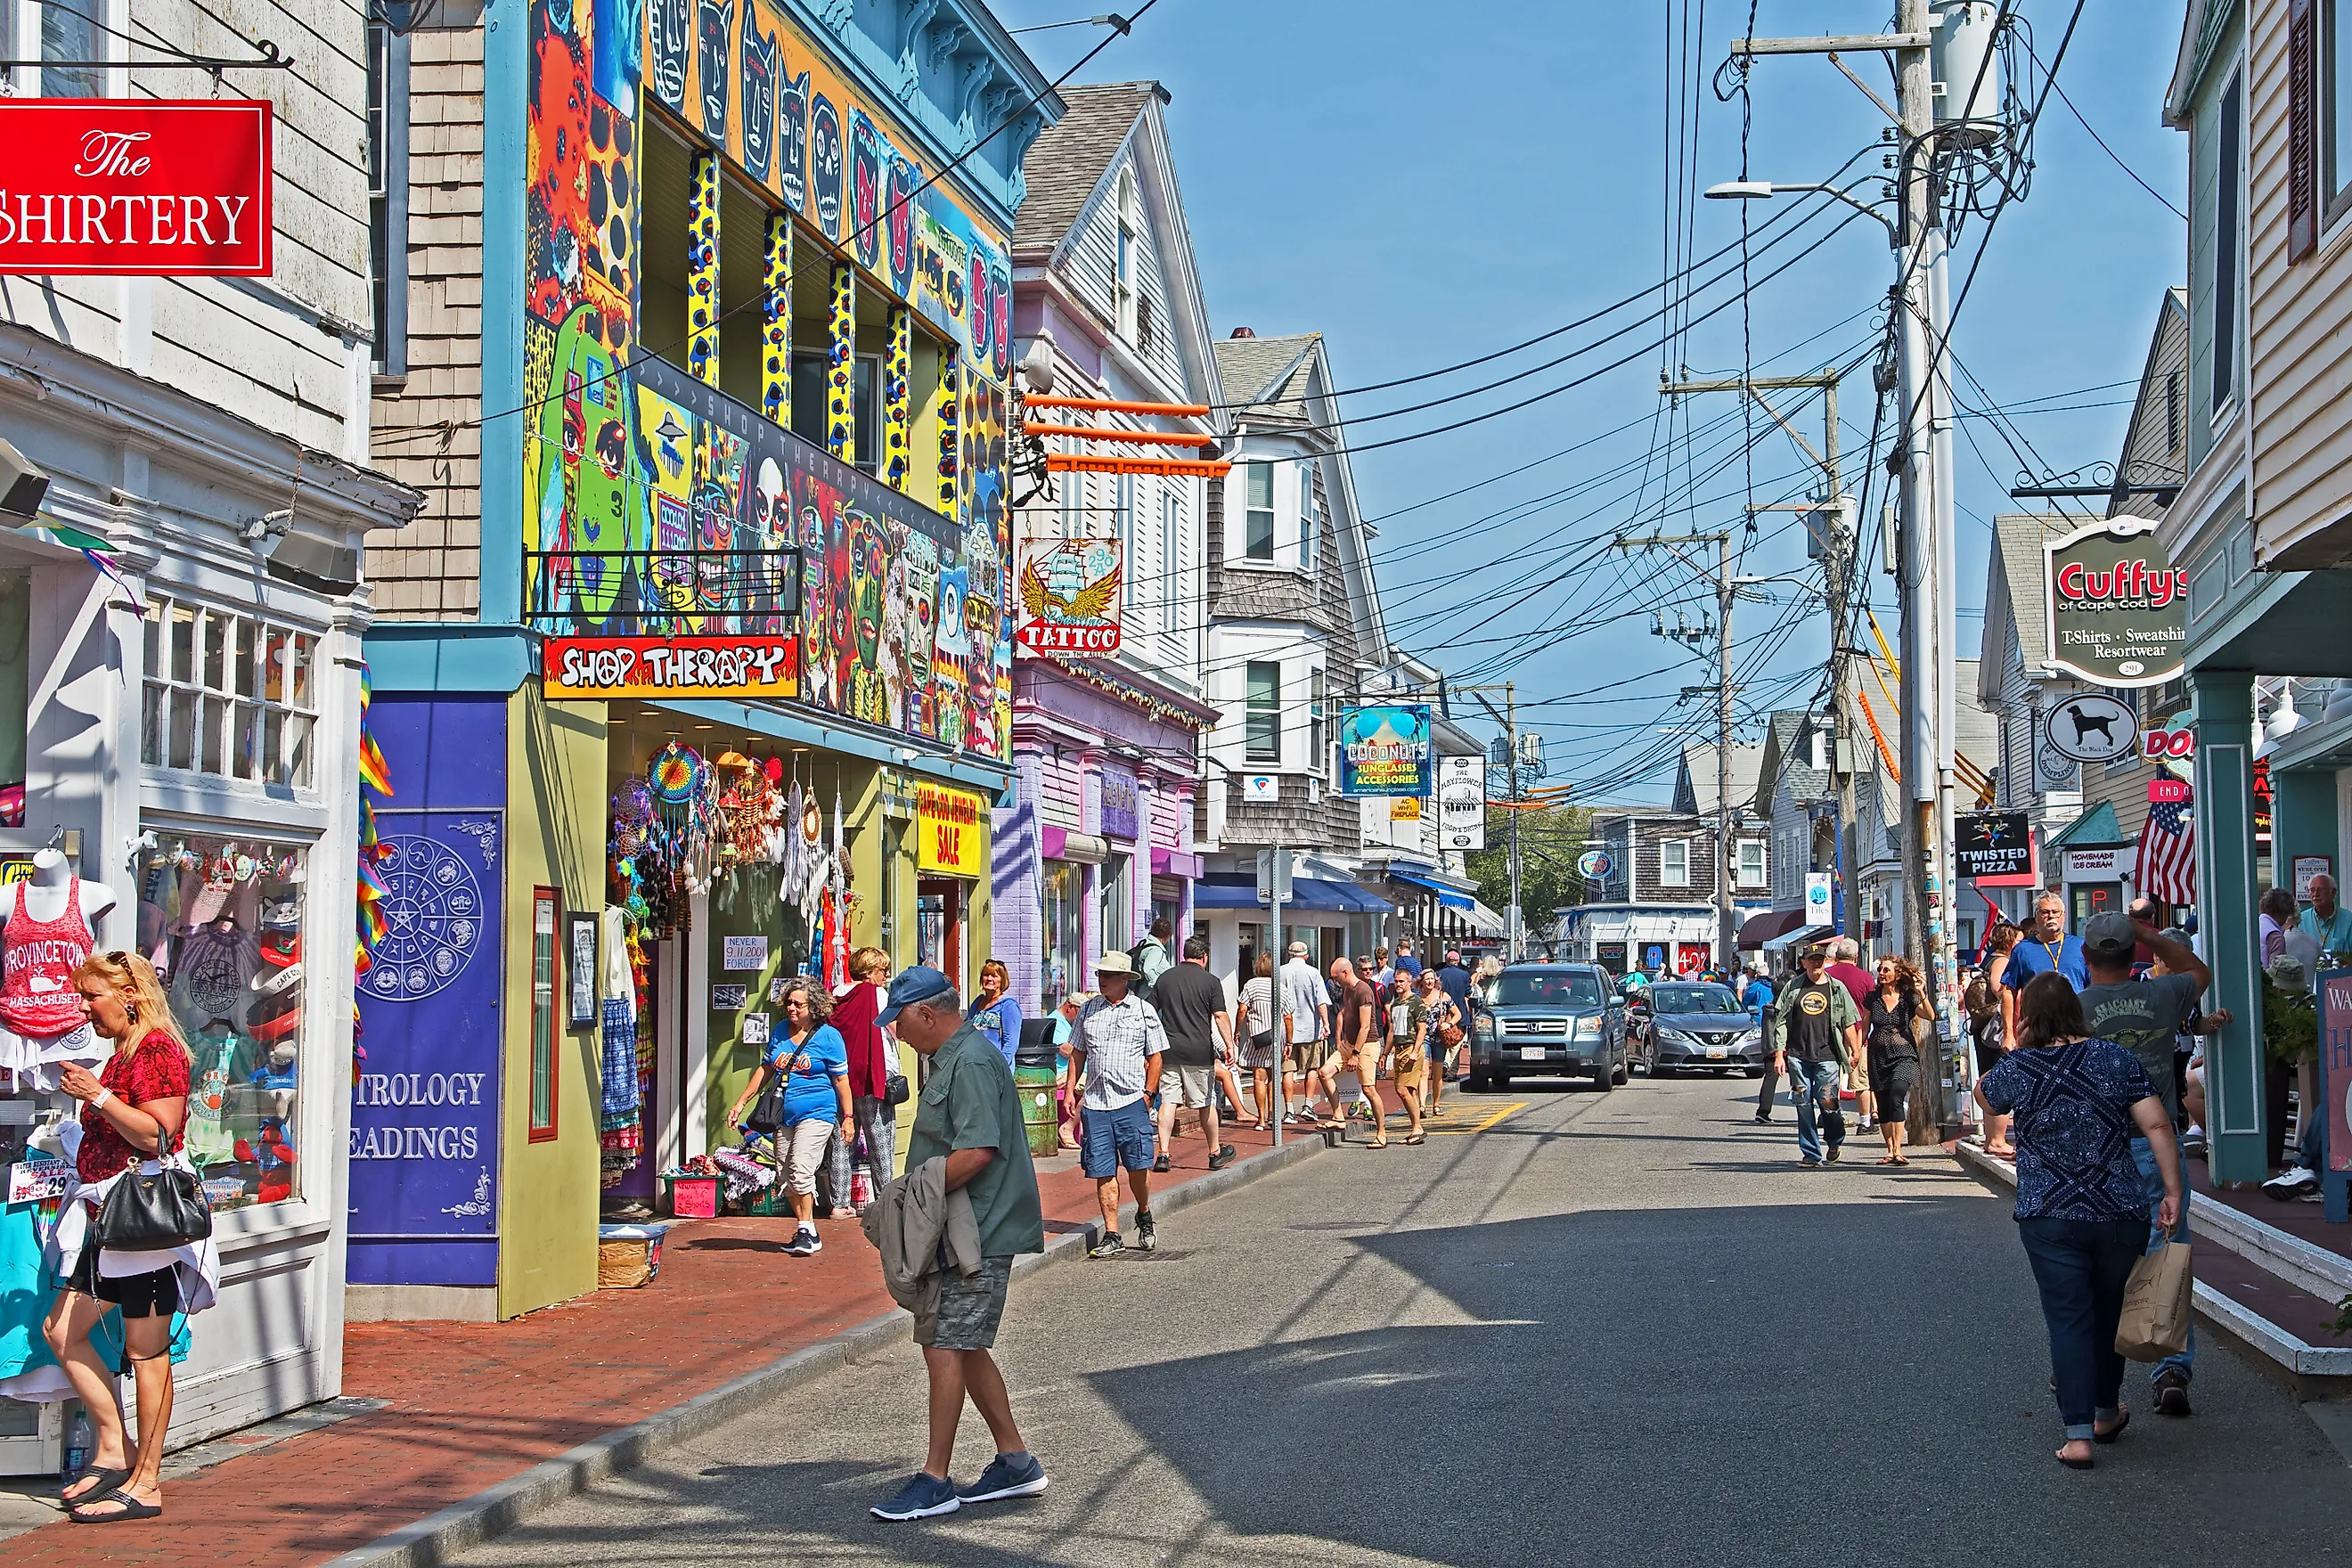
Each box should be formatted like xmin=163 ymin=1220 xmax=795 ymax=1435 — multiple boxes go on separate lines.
xmin=1977 ymin=972 xmax=2183 ymax=1469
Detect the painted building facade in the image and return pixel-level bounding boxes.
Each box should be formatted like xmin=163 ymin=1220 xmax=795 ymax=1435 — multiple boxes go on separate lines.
xmin=0 ymin=0 xmax=423 ymax=1458
xmin=997 ymin=82 xmax=1219 ymax=1013
xmin=361 ymin=0 xmax=1052 ymax=1317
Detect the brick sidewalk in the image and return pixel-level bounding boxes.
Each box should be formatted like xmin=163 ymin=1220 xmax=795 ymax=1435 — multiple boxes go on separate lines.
xmin=8 ymin=1119 xmax=1305 ymax=1566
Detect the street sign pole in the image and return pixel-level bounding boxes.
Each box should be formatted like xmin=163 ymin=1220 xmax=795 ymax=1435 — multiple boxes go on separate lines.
xmin=1259 ymin=846 xmax=1292 ymax=1147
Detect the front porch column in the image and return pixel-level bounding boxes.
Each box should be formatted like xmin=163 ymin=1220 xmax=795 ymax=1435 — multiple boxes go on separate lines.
xmin=2193 ymin=670 xmax=2265 ymax=1185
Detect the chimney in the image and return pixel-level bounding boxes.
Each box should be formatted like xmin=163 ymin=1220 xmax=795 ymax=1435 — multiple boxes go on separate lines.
xmin=1229 ymin=326 xmax=1255 ymax=339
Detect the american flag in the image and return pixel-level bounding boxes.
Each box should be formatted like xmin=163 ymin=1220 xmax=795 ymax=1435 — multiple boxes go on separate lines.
xmin=2138 ymin=784 xmax=2198 ymax=905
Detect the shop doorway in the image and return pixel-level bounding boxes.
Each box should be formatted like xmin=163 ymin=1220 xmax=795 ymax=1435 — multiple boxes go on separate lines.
xmin=2070 ymin=881 xmax=2123 ymax=930
xmin=917 ymin=878 xmax=965 ymax=990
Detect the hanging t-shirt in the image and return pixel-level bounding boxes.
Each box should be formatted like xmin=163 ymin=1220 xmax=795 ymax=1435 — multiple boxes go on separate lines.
xmin=765 ymin=1024 xmax=848 ymax=1125
xmin=183 ymin=1026 xmax=257 ymax=1168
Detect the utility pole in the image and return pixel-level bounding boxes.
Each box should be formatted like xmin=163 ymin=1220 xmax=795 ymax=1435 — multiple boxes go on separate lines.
xmin=1658 ymin=372 xmax=1853 ymax=956
xmin=1470 ymin=686 xmax=1525 ymax=960
xmin=1614 ymin=529 xmax=1735 ymax=965
xmin=1732 ymin=0 xmax=1964 ymax=1137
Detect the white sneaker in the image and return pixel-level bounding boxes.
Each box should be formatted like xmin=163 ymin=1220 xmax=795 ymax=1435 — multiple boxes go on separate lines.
xmin=2263 ymin=1165 xmax=2320 ymax=1199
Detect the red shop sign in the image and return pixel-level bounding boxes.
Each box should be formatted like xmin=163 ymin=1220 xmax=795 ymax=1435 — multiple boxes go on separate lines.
xmin=541 ymin=634 xmax=800 ymax=700
xmin=0 ymin=101 xmax=274 ymax=277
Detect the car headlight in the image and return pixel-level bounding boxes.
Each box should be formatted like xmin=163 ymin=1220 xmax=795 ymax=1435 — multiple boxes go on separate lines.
xmin=1573 ymin=1016 xmax=1603 ymax=1038
xmin=1657 ymin=1026 xmax=1695 ymax=1047
xmin=1473 ymin=1012 xmax=1496 ymax=1038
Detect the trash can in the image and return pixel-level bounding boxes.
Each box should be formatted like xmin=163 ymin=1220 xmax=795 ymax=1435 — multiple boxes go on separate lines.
xmin=1014 ymin=1028 xmax=1061 ymax=1157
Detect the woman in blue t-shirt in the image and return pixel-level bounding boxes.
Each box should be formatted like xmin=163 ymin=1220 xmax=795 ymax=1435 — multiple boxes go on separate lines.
xmin=726 ymin=976 xmax=849 ymax=1257
xmin=969 ymin=958 xmax=1023 ymax=1066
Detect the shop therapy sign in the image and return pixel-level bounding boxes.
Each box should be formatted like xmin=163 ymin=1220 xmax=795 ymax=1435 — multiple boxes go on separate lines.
xmin=2043 ymin=519 xmax=2187 ymax=689
xmin=0 ymin=101 xmax=273 ymax=276
xmin=542 ymin=634 xmax=799 ymax=699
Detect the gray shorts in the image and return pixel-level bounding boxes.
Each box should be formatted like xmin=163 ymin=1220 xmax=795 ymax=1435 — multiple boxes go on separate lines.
xmin=918 ymin=1255 xmax=1014 ymax=1352
xmin=1164 ymin=1064 xmax=1213 ymax=1108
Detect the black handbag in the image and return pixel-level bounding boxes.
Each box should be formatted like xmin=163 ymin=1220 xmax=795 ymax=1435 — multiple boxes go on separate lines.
xmin=884 ymin=1071 xmax=910 ymax=1107
xmin=746 ymin=1040 xmax=806 ymax=1133
xmin=94 ymin=1155 xmax=212 ymax=1251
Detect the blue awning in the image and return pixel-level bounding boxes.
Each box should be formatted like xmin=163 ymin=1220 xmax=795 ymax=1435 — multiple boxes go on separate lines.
xmin=1194 ymin=875 xmax=1394 ymax=914
xmin=1392 ymin=871 xmax=1475 ymax=911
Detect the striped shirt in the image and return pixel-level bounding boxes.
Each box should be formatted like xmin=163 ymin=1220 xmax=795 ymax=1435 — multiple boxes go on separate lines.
xmin=1072 ymin=992 xmax=1166 ymax=1111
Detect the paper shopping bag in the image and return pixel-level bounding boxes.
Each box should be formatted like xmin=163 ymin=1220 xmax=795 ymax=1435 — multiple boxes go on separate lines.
xmin=2115 ymin=1240 xmax=2193 ymax=1361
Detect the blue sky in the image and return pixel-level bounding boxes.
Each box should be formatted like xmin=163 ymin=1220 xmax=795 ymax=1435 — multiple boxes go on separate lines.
xmin=990 ymin=0 xmax=2188 ymax=802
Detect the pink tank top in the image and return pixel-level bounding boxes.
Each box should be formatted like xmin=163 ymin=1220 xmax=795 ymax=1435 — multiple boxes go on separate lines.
xmin=2 ymin=879 xmax=92 ymax=1035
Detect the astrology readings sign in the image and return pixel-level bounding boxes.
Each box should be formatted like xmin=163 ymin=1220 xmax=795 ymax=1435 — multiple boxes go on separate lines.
xmin=0 ymin=101 xmax=274 ymax=276
xmin=542 ymin=635 xmax=799 ymax=700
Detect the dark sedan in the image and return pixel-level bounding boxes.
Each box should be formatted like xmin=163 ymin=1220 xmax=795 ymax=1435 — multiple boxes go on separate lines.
xmin=1634 ymin=982 xmax=1767 ymax=1078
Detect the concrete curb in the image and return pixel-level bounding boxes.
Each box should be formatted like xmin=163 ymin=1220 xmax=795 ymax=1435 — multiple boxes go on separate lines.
xmin=1952 ymin=1139 xmax=2352 ymax=1397
xmin=325 ymin=1134 xmax=1326 ymax=1567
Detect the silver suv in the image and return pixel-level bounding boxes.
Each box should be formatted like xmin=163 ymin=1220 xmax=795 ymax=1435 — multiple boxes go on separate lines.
xmin=1466 ymin=964 xmax=1627 ymax=1092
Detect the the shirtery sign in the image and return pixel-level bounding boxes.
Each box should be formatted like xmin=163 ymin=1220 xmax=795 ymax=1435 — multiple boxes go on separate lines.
xmin=0 ymin=101 xmax=274 ymax=276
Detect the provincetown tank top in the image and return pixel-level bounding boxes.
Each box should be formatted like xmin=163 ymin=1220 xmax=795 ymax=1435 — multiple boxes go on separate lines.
xmin=1 ymin=879 xmax=92 ymax=1036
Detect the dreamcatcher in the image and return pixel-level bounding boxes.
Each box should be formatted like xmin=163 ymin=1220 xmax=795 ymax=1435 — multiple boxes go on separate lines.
xmin=649 ymin=742 xmax=721 ymax=895
xmin=611 ymin=778 xmax=655 ymax=859
xmin=714 ymin=752 xmax=780 ymax=868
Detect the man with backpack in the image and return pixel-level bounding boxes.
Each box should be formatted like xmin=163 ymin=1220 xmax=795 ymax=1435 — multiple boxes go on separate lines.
xmin=1129 ymin=918 xmax=1173 ymax=1000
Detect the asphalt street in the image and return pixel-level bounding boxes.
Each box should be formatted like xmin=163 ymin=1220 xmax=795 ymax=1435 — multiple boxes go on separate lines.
xmin=450 ymin=1074 xmax=2352 ymax=1568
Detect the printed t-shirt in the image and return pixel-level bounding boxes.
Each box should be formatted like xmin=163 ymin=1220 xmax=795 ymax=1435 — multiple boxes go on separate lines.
xmin=2077 ymin=972 xmax=2202 ymax=1123
xmin=1150 ymin=963 xmax=1226 ymax=1069
xmin=1780 ymin=981 xmax=1850 ymax=1064
xmin=765 ymin=1023 xmax=848 ymax=1125
xmin=78 ymin=1032 xmax=190 ymax=1182
xmin=1978 ymin=1040 xmax=2158 ymax=1221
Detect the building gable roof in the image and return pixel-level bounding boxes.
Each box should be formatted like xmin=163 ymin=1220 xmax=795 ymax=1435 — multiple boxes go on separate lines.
xmin=1980 ymin=513 xmax=2073 ymax=702
xmin=1675 ymin=740 xmax=1766 ymax=816
xmin=2107 ymin=288 xmax=2190 ymax=522
xmin=1014 ymin=83 xmax=1159 ymax=254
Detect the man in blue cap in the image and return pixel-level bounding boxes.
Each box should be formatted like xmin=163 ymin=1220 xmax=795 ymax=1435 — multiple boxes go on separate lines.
xmin=868 ymin=966 xmax=1048 ymax=1523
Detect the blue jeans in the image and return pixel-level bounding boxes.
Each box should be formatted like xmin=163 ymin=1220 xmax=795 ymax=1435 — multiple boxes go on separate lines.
xmin=1787 ymin=1058 xmax=1843 ymax=1161
xmin=2131 ymin=1136 xmax=2193 ymax=1384
xmin=2017 ymin=1215 xmax=2145 ymax=1441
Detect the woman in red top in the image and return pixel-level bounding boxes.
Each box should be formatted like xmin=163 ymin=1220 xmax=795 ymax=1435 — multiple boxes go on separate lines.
xmin=43 ymin=951 xmax=192 ymax=1523
xmin=829 ymin=945 xmax=895 ymax=1209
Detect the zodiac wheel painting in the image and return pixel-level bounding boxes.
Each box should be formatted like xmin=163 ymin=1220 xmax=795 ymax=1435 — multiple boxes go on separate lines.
xmin=367 ymin=836 xmax=487 ymax=1001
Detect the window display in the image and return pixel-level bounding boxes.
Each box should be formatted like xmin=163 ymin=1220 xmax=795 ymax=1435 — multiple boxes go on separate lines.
xmin=1042 ymin=861 xmax=1082 ymax=1011
xmin=137 ymin=829 xmax=306 ymax=1211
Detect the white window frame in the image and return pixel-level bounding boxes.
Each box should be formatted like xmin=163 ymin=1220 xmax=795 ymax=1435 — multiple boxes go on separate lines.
xmin=1736 ymin=837 xmax=1766 ymax=888
xmin=1244 ymin=661 xmax=1282 ymax=766
xmin=1114 ymin=170 xmax=1139 ymax=345
xmin=1295 ymin=460 xmax=1318 ymax=564
xmin=1661 ymin=839 xmax=1690 ymax=887
xmin=1159 ymin=487 xmax=1179 ymax=635
xmin=368 ymin=18 xmax=412 ymax=377
xmin=2209 ymin=61 xmax=2245 ymax=434
xmin=1308 ymin=666 xmax=1327 ymax=777
xmin=1240 ymin=461 xmax=1276 ymax=563
xmin=141 ymin=594 xmax=323 ymax=795
xmin=10 ymin=0 xmax=111 ymax=97
xmin=2326 ymin=0 xmax=2352 ymax=235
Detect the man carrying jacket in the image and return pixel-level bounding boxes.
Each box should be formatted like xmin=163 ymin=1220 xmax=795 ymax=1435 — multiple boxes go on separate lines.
xmin=1771 ymin=943 xmax=1862 ymax=1166
xmin=869 ymin=968 xmax=1048 ymax=1523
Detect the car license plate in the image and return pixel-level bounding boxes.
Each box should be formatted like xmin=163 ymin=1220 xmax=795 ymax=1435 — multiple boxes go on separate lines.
xmin=1520 ymin=1046 xmax=1547 ymax=1062
xmin=1705 ymin=1046 xmax=1725 ymax=1058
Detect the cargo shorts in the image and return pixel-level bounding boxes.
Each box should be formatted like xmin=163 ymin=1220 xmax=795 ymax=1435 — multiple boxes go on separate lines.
xmin=916 ymin=1255 xmax=1014 ymax=1352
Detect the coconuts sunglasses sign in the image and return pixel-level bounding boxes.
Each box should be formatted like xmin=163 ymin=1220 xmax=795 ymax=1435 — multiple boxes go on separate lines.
xmin=0 ymin=101 xmax=273 ymax=276
xmin=2042 ymin=519 xmax=2187 ymax=689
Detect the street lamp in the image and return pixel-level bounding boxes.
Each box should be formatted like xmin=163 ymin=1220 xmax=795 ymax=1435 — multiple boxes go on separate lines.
xmin=1703 ymin=179 xmax=1899 ymax=246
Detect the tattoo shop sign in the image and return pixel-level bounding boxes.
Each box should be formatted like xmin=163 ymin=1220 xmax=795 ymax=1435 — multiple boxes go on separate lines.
xmin=0 ymin=101 xmax=273 ymax=276
xmin=2043 ymin=519 xmax=2187 ymax=689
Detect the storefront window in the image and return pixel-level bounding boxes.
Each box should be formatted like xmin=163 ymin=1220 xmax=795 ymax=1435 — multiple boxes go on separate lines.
xmin=529 ymin=888 xmax=558 ymax=1139
xmin=141 ymin=829 xmax=306 ymax=1212
xmin=1098 ymin=854 xmax=1131 ymax=960
xmin=1043 ymin=861 xmax=1083 ymax=1009
xmin=140 ymin=597 xmax=318 ymax=790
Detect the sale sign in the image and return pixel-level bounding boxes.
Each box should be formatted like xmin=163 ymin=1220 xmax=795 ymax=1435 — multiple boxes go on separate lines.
xmin=916 ymin=781 xmax=986 ymax=877
xmin=542 ymin=634 xmax=799 ymax=699
xmin=0 ymin=101 xmax=273 ymax=276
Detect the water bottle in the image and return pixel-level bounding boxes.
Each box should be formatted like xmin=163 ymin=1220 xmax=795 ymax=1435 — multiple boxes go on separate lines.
xmin=63 ymin=1409 xmax=92 ymax=1477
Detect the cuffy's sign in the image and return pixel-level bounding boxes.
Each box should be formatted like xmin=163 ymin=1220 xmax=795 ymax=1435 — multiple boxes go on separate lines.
xmin=0 ymin=101 xmax=274 ymax=277
xmin=2042 ymin=520 xmax=2187 ymax=689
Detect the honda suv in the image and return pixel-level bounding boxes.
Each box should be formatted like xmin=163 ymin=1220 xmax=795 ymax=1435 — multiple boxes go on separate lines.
xmin=1466 ymin=963 xmax=1627 ymax=1092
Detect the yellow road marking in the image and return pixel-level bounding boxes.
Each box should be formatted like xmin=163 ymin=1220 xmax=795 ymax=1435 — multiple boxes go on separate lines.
xmin=1425 ymin=1101 xmax=1528 ymax=1136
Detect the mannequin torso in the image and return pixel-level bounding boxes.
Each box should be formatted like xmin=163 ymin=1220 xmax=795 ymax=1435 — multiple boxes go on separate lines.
xmin=2 ymin=848 xmax=117 ymax=930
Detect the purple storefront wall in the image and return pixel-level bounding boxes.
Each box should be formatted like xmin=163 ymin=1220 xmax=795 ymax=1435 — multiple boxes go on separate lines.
xmin=992 ymin=660 xmax=1204 ymax=1013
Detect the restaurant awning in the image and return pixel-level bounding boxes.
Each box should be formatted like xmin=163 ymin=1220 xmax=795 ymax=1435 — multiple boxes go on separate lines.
xmin=1761 ymin=923 xmax=1834 ymax=953
xmin=1735 ymin=908 xmax=1805 ymax=950
xmin=1391 ymin=871 xmax=1475 ymax=911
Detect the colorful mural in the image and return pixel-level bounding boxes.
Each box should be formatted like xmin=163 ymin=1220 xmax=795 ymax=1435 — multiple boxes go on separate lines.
xmin=520 ymin=0 xmax=1015 ymax=757
xmin=643 ymin=0 xmax=1011 ymax=374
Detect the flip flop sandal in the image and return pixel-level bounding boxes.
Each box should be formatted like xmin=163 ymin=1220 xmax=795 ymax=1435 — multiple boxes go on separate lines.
xmin=2093 ymin=1410 xmax=2129 ymax=1444
xmin=1892 ymin=1156 xmax=1911 ymax=1166
xmin=70 ymin=1488 xmax=163 ymax=1523
xmin=59 ymin=1465 xmax=129 ymax=1504
xmin=1402 ymin=1133 xmax=1426 ymax=1145
xmin=1875 ymin=1157 xmax=1900 ymax=1165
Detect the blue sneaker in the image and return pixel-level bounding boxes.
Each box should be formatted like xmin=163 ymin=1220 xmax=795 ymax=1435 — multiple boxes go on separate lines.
xmin=956 ymin=1451 xmax=1049 ymax=1504
xmin=871 ymin=1471 xmax=960 ymax=1521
